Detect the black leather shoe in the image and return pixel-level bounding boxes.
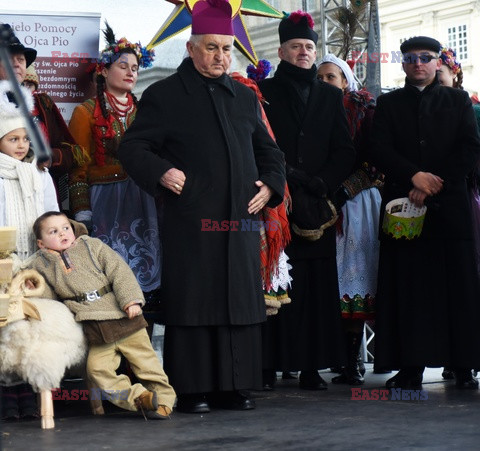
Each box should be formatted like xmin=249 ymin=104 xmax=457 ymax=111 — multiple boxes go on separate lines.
xmin=299 ymin=371 xmax=328 ymax=390
xmin=262 ymin=369 xmax=276 ymax=391
xmin=358 ymin=359 xmax=366 ymax=377
xmin=331 ymin=369 xmax=364 ymax=386
xmin=386 ymin=369 xmax=423 ymax=389
xmin=455 ymin=369 xmax=479 ymax=389
xmin=210 ymin=391 xmax=255 ymax=410
xmin=282 ymin=371 xmax=298 ymax=380
xmin=442 ymin=367 xmax=455 ymax=380
xmin=176 ymin=394 xmax=210 ymax=414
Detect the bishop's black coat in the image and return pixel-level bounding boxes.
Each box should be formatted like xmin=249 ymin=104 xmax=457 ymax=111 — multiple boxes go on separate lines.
xmin=118 ymin=57 xmax=285 ymax=328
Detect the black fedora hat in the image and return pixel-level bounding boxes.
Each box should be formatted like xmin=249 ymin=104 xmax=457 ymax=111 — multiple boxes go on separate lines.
xmin=0 ymin=24 xmax=37 ymax=68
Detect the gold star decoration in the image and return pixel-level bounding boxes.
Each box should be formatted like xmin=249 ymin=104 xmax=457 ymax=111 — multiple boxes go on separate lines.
xmin=147 ymin=0 xmax=283 ymax=65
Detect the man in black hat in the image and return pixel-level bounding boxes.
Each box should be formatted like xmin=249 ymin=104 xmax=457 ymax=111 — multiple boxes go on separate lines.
xmin=258 ymin=11 xmax=355 ymax=390
xmin=371 ymin=35 xmax=480 ymax=389
xmin=0 ymin=23 xmax=36 ymax=81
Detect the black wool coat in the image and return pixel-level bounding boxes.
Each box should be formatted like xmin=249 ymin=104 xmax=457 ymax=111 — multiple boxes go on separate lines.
xmin=259 ymin=66 xmax=355 ymax=259
xmin=370 ymin=79 xmax=480 ymax=240
xmin=118 ymin=57 xmax=285 ymax=326
xmin=370 ymin=78 xmax=480 ymax=369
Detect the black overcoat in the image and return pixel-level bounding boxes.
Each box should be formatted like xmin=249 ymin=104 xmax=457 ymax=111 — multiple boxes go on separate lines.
xmin=370 ymin=79 xmax=480 ymax=368
xmin=259 ymin=72 xmax=355 ymax=259
xmin=257 ymin=63 xmax=354 ymax=370
xmin=371 ymin=80 xmax=480 ymax=240
xmin=118 ymin=58 xmax=285 ymax=327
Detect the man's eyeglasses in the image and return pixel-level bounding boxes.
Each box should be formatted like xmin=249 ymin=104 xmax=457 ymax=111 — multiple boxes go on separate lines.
xmin=403 ymin=53 xmax=439 ymax=64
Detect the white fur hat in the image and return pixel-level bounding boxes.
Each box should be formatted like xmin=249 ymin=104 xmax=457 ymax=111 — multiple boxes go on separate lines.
xmin=0 ymin=80 xmax=34 ymax=139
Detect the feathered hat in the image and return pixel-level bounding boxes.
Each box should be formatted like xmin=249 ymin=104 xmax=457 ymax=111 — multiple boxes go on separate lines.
xmin=0 ymin=80 xmax=34 ymax=139
xmin=96 ymin=21 xmax=155 ymax=74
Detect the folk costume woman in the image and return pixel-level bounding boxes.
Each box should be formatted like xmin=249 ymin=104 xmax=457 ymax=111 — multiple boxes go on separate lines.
xmin=436 ymin=47 xmax=478 ymax=382
xmin=317 ymin=54 xmax=383 ymax=385
xmin=437 ymin=47 xmax=463 ymax=89
xmin=68 ymin=24 xmax=161 ymax=297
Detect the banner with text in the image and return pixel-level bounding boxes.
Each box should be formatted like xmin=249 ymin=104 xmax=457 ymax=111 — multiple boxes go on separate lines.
xmin=1 ymin=11 xmax=101 ymax=121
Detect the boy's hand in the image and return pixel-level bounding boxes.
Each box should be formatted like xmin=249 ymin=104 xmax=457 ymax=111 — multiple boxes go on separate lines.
xmin=124 ymin=303 xmax=142 ymax=319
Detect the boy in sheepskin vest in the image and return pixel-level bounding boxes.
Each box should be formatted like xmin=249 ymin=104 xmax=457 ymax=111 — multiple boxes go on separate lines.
xmin=27 ymin=211 xmax=176 ymax=419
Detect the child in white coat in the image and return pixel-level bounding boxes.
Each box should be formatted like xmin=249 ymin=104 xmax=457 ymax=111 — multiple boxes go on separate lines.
xmin=0 ymin=80 xmax=59 ymax=420
xmin=0 ymin=80 xmax=58 ymax=262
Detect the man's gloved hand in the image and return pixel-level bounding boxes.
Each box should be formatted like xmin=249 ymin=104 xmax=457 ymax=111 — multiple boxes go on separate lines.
xmin=307 ymin=176 xmax=328 ymax=198
xmin=332 ymin=187 xmax=350 ymax=212
xmin=286 ymin=165 xmax=329 ymax=198
xmin=286 ymin=166 xmax=310 ymax=188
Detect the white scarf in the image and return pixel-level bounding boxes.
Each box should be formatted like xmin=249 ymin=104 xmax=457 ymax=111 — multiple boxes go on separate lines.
xmin=0 ymin=152 xmax=44 ymax=260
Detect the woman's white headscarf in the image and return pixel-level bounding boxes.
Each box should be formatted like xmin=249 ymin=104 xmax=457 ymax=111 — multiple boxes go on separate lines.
xmin=316 ymin=54 xmax=358 ymax=92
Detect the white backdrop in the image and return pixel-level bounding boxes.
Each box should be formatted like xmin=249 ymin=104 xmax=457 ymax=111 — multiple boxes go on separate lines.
xmin=1 ymin=11 xmax=101 ymax=120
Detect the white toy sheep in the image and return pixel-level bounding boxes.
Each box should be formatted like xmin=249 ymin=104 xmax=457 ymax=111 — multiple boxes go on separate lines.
xmin=0 ymin=269 xmax=91 ymax=429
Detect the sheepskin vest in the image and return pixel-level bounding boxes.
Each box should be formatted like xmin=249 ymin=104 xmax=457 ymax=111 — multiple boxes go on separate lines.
xmin=28 ymin=236 xmax=145 ymax=322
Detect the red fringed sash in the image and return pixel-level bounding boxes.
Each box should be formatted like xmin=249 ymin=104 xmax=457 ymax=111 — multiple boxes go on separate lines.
xmin=231 ymin=72 xmax=292 ymax=290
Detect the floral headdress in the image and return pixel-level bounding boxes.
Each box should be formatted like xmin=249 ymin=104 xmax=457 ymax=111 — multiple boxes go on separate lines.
xmin=439 ymin=47 xmax=461 ymax=75
xmin=96 ymin=21 xmax=155 ymax=74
